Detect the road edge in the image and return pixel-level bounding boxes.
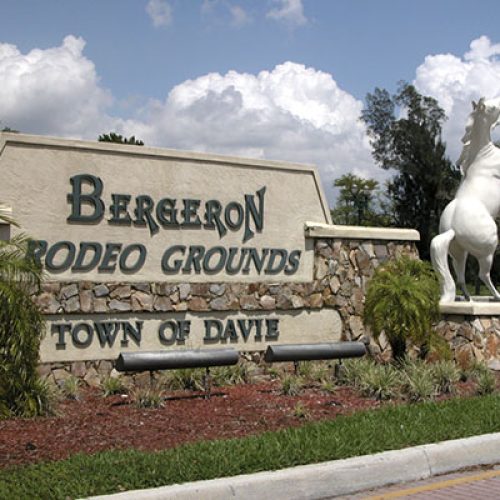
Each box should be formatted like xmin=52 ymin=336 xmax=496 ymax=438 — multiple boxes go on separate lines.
xmin=88 ymin=432 xmax=500 ymax=499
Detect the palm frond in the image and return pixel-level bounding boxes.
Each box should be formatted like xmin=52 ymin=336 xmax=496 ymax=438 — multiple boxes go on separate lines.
xmin=364 ymin=256 xmax=440 ymax=360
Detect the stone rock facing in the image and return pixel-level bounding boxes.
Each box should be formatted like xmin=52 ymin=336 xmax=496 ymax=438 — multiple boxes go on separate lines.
xmin=32 ymin=240 xmax=416 ymax=325
xmin=435 ymin=316 xmax=500 ymax=369
xmin=33 ymin=238 xmax=418 ymax=382
xmin=33 ymin=237 xmax=499 ymax=383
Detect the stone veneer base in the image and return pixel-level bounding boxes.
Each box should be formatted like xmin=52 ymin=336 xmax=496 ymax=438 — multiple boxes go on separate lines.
xmin=34 ymin=238 xmax=500 ymax=386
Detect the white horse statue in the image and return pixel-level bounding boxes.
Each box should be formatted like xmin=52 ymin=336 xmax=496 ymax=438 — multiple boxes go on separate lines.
xmin=431 ymin=97 xmax=500 ymax=303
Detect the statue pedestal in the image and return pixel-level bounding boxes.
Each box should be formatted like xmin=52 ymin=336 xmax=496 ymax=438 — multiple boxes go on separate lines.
xmin=436 ymin=299 xmax=500 ymax=369
xmin=439 ymin=298 xmax=500 ymax=315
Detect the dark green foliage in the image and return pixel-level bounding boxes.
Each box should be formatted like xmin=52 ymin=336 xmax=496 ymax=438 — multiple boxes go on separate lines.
xmin=98 ymin=132 xmax=144 ymax=145
xmin=364 ymin=257 xmax=440 ymax=361
xmin=330 ymin=173 xmax=391 ymax=226
xmin=0 ymin=217 xmax=48 ymax=418
xmin=0 ymin=395 xmax=498 ymax=498
xmin=361 ymin=83 xmax=460 ymax=259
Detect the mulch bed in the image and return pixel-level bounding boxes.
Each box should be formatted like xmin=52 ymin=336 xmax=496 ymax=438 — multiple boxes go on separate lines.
xmin=0 ymin=378 xmax=487 ymax=469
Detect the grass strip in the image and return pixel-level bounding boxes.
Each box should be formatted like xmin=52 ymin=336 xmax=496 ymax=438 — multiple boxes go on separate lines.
xmin=1 ymin=394 xmax=498 ymax=499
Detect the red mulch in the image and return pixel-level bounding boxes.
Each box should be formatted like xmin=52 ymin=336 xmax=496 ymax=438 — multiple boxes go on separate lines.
xmin=0 ymin=378 xmax=489 ymax=469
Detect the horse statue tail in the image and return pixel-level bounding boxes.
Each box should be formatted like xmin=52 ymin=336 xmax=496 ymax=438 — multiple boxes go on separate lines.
xmin=430 ymin=229 xmax=456 ymax=303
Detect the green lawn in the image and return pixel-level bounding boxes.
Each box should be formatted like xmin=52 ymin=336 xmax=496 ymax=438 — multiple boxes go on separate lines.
xmin=0 ymin=394 xmax=498 ymax=499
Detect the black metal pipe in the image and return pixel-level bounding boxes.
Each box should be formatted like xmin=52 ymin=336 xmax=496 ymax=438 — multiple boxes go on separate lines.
xmin=264 ymin=342 xmax=366 ymax=363
xmin=115 ymin=348 xmax=239 ymax=373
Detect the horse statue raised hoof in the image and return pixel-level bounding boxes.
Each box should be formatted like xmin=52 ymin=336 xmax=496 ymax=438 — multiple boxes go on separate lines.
xmin=431 ymin=97 xmax=500 ymax=304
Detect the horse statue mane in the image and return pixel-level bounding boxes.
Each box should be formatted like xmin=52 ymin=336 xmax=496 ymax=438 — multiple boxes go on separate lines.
xmin=456 ymin=97 xmax=500 ymax=176
xmin=431 ymin=97 xmax=500 ymax=303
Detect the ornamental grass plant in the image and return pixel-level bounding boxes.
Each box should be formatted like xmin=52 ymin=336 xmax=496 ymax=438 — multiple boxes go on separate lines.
xmin=131 ymin=384 xmax=164 ymax=409
xmin=161 ymin=368 xmax=205 ymax=391
xmin=431 ymin=360 xmax=460 ymax=394
xmin=60 ymin=375 xmax=81 ymax=400
xmin=211 ymin=363 xmax=250 ymax=387
xmin=358 ymin=361 xmax=400 ymax=400
xmin=281 ymin=374 xmax=303 ymax=396
xmin=474 ymin=370 xmax=496 ymax=395
xmin=339 ymin=358 xmax=374 ymax=388
xmin=402 ymin=359 xmax=436 ymax=402
xmin=101 ymin=376 xmax=128 ymax=397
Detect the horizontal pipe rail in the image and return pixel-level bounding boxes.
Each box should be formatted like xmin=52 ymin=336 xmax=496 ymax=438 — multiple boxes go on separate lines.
xmin=116 ymin=348 xmax=239 ymax=373
xmin=264 ymin=342 xmax=366 ymax=363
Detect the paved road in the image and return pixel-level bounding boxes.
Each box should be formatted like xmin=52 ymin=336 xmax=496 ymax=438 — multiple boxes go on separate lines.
xmin=340 ymin=464 xmax=500 ymax=499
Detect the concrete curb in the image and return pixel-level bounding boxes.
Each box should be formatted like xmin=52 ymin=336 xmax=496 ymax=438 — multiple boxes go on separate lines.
xmin=88 ymin=433 xmax=500 ymax=500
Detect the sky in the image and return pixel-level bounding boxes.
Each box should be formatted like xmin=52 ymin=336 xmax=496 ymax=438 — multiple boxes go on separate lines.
xmin=2 ymin=0 xmax=500 ymax=205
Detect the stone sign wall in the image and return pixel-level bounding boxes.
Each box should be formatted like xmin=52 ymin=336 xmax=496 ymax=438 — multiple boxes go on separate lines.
xmin=31 ymin=230 xmax=421 ymax=382
xmin=5 ymin=133 xmax=495 ymax=387
xmin=0 ymin=133 xmax=342 ymax=367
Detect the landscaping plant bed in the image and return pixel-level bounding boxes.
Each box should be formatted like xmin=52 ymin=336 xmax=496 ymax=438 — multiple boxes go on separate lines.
xmin=0 ymin=375 xmax=486 ymax=469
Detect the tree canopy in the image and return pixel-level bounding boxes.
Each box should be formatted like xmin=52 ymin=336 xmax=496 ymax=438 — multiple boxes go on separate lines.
xmin=98 ymin=132 xmax=144 ymax=146
xmin=331 ymin=173 xmax=389 ymax=226
xmin=361 ymin=83 xmax=460 ymax=259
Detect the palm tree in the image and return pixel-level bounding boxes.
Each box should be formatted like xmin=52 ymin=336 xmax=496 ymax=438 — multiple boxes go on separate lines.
xmin=0 ymin=208 xmax=48 ymax=417
xmin=364 ymin=256 xmax=440 ymax=362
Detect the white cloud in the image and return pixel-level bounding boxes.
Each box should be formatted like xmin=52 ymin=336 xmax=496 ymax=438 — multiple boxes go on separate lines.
xmin=201 ymin=1 xmax=251 ymax=27
xmin=0 ymin=35 xmax=114 ymax=138
xmin=230 ymin=5 xmax=250 ymax=26
xmin=266 ymin=0 xmax=308 ymax=27
xmin=464 ymin=35 xmax=500 ymax=61
xmin=414 ymin=36 xmax=500 ymax=162
xmin=146 ymin=0 xmax=172 ymax=28
xmin=121 ymin=62 xmax=376 ymax=204
xmin=0 ymin=37 xmax=377 ymax=206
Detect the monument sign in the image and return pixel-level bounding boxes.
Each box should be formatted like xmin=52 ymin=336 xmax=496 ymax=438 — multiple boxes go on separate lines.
xmin=0 ymin=133 xmax=341 ymax=363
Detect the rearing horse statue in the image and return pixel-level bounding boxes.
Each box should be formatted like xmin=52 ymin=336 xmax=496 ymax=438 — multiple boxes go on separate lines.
xmin=431 ymin=97 xmax=500 ymax=303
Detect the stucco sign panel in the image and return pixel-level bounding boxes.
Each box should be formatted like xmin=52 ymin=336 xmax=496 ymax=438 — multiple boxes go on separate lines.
xmin=0 ymin=134 xmax=330 ymax=283
xmin=40 ymin=309 xmax=341 ymax=363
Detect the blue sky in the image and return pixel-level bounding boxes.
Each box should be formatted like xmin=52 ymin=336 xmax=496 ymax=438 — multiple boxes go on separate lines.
xmin=2 ymin=0 xmax=500 ymax=204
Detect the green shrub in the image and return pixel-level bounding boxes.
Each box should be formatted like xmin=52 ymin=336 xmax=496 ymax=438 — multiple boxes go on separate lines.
xmin=0 ymin=215 xmax=47 ymax=418
xmin=475 ymin=370 xmax=496 ymax=395
xmin=302 ymin=361 xmax=331 ymax=384
xmin=162 ymin=368 xmax=205 ymax=391
xmin=465 ymin=360 xmax=491 ymax=381
xmin=101 ymin=376 xmax=127 ymax=397
xmin=431 ymin=360 xmax=460 ymax=394
xmin=339 ymin=358 xmax=374 ymax=388
xmin=358 ymin=362 xmax=400 ymax=400
xmin=33 ymin=378 xmax=59 ymax=415
xmin=296 ymin=361 xmax=313 ymax=380
xmin=292 ymin=402 xmax=310 ymax=419
xmin=296 ymin=361 xmax=331 ymax=383
xmin=320 ymin=380 xmax=336 ymax=394
xmin=281 ymin=374 xmax=303 ymax=396
xmin=364 ymin=257 xmax=440 ymax=361
xmin=131 ymin=385 xmax=164 ymax=408
xmin=211 ymin=364 xmax=249 ymax=387
xmin=402 ymin=360 xmax=435 ymax=402
xmin=60 ymin=376 xmax=81 ymax=400
xmin=1 ymin=377 xmax=58 ymax=419
xmin=265 ymin=366 xmax=283 ymax=380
